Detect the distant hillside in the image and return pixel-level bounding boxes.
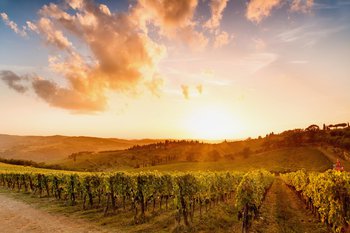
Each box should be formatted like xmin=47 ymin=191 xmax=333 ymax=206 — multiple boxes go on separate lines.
xmin=1 ymin=123 xmax=349 ymax=171
xmin=58 ymin=139 xmax=263 ymax=171
xmin=57 ymin=125 xmax=350 ymax=172
xmin=0 ymin=134 xmax=161 ymax=162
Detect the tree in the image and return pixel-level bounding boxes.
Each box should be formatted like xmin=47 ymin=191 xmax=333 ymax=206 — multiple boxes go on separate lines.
xmin=241 ymin=147 xmax=251 ymax=158
xmin=186 ymin=152 xmax=196 ymax=162
xmin=208 ymin=150 xmax=221 ymax=162
xmin=306 ymin=124 xmax=319 ymax=131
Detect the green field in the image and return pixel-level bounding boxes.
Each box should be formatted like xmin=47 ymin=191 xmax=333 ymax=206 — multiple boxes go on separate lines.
xmin=135 ymin=147 xmax=332 ymax=172
xmin=57 ymin=146 xmax=334 ymax=173
xmin=1 ymin=128 xmax=349 ymax=233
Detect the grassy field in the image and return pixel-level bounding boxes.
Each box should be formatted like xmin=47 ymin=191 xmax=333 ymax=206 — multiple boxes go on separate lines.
xmin=0 ymin=134 xmax=345 ymax=233
xmin=1 ymin=146 xmax=332 ymax=174
xmin=0 ymin=134 xmax=161 ymax=162
xmin=0 ymin=169 xmax=333 ymax=233
xmin=0 ymin=162 xmax=87 ymax=175
xmin=58 ymin=146 xmax=333 ymax=173
xmin=0 ymin=146 xmax=340 ymax=233
xmin=134 ymin=147 xmax=332 ymax=173
xmin=0 ymin=187 xmax=242 ymax=233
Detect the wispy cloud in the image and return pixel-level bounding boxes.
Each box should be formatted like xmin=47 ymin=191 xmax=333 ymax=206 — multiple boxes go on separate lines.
xmin=238 ymin=53 xmax=278 ymax=74
xmin=313 ymin=1 xmax=350 ymax=10
xmin=213 ymin=31 xmax=232 ymax=48
xmin=1 ymin=0 xmax=232 ymax=113
xmin=204 ymin=0 xmax=229 ymax=31
xmin=1 ymin=0 xmax=170 ymax=112
xmin=246 ymin=0 xmax=281 ymax=23
xmin=196 ymin=84 xmax=203 ymax=94
xmin=37 ymin=17 xmax=73 ymax=51
xmin=290 ymin=0 xmax=313 ymax=13
xmin=277 ymin=24 xmax=348 ymax=46
xmin=245 ymin=0 xmax=315 ymax=23
xmin=181 ymin=85 xmax=190 ymax=99
xmin=0 ymin=12 xmax=27 ymax=37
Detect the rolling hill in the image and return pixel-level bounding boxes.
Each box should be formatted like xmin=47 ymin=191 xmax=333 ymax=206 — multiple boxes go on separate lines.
xmin=0 ymin=134 xmax=161 ymax=162
xmin=56 ymin=126 xmax=350 ymax=172
xmin=1 ymin=126 xmax=350 ymax=172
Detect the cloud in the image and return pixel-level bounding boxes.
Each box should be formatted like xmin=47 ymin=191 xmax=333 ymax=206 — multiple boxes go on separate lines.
xmin=204 ymin=0 xmax=229 ymax=31
xmin=0 ymin=70 xmax=29 ymax=93
xmin=135 ymin=0 xmax=198 ymax=29
xmin=146 ymin=75 xmax=164 ymax=98
xmin=213 ymin=31 xmax=231 ymax=48
xmin=26 ymin=21 xmax=39 ymax=33
xmin=0 ymin=12 xmax=27 ymax=37
xmin=176 ymin=26 xmax=209 ymax=51
xmin=277 ymin=24 xmax=347 ymax=47
xmin=181 ymin=85 xmax=189 ymax=99
xmin=246 ymin=0 xmax=314 ymax=23
xmin=1 ymin=0 xmax=170 ymax=113
xmin=290 ymin=0 xmax=314 ymax=13
xmin=37 ymin=17 xmax=73 ymax=51
xmin=196 ymin=84 xmax=203 ymax=94
xmin=134 ymin=0 xmax=208 ymax=50
xmin=2 ymin=0 xmax=228 ymax=112
xmin=99 ymin=4 xmax=111 ymax=16
xmin=180 ymin=84 xmax=202 ymax=98
xmin=32 ymin=77 xmax=106 ymax=113
xmin=246 ymin=0 xmax=281 ymax=23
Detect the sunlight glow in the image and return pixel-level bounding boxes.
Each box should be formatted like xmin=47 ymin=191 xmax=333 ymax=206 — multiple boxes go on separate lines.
xmin=186 ymin=105 xmax=242 ymax=140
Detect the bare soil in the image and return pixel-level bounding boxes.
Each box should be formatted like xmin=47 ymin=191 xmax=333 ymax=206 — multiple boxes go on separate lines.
xmin=0 ymin=193 xmax=107 ymax=233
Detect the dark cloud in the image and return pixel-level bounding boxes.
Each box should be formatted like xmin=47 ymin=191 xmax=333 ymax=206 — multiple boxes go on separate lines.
xmin=11 ymin=0 xmax=167 ymax=112
xmin=0 ymin=0 xmax=216 ymax=112
xmin=32 ymin=78 xmax=106 ymax=113
xmin=0 ymin=70 xmax=28 ymax=93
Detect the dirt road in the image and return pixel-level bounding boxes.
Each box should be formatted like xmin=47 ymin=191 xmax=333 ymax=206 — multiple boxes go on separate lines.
xmin=0 ymin=193 xmax=106 ymax=233
xmin=251 ymin=178 xmax=328 ymax=233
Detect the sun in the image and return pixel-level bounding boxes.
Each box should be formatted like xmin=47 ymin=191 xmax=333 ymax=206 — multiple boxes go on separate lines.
xmin=186 ymin=105 xmax=242 ymax=140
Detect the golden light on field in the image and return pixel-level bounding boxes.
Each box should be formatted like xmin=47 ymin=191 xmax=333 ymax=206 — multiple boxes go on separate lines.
xmin=186 ymin=105 xmax=242 ymax=140
xmin=0 ymin=0 xmax=349 ymax=140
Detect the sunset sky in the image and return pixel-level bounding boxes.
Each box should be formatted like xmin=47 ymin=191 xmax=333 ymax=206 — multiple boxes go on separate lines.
xmin=0 ymin=0 xmax=349 ymax=140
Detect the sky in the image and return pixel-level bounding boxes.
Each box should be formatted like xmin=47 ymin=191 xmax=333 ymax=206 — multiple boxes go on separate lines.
xmin=0 ymin=0 xmax=349 ymax=140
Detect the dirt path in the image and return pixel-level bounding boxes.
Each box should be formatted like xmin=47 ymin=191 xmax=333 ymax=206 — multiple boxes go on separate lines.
xmin=0 ymin=193 xmax=107 ymax=233
xmin=251 ymin=178 xmax=328 ymax=233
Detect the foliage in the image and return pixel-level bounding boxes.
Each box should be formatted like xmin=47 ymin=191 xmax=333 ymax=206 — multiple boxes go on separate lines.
xmin=235 ymin=170 xmax=274 ymax=232
xmin=0 ymin=163 xmax=246 ymax=227
xmin=281 ymin=170 xmax=350 ymax=233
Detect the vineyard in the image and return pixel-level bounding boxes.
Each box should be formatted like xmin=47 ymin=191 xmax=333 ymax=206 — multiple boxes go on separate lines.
xmin=0 ymin=162 xmax=349 ymax=232
xmin=281 ymin=170 xmax=350 ymax=233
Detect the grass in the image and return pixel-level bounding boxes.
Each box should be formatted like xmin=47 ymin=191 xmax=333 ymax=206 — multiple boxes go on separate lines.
xmin=0 ymin=188 xmax=242 ymax=233
xmin=134 ymin=147 xmax=333 ymax=173
xmin=57 ymin=139 xmax=264 ymax=171
xmin=251 ymin=178 xmax=329 ymax=233
xmin=0 ymin=146 xmax=337 ymax=233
